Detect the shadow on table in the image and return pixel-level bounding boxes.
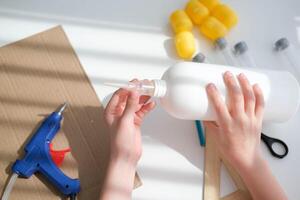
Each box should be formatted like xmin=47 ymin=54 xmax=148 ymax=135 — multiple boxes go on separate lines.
xmin=142 ymin=104 xmax=205 ymax=170
xmin=103 ymin=94 xmax=205 ymax=185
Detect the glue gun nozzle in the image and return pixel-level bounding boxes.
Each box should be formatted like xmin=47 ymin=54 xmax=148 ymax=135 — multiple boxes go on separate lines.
xmin=57 ymin=102 xmax=68 ymax=116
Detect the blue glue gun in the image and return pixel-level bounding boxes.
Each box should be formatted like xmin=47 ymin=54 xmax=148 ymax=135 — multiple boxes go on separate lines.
xmin=11 ymin=102 xmax=80 ymax=197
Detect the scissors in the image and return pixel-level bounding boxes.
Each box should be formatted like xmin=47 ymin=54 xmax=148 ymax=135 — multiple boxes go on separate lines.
xmin=261 ymin=133 xmax=288 ymax=159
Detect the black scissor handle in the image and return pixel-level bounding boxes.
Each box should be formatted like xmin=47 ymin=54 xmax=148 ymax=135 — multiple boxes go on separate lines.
xmin=261 ymin=133 xmax=289 ymax=159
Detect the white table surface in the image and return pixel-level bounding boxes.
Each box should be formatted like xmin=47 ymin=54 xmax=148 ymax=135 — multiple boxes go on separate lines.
xmin=0 ymin=0 xmax=300 ymax=199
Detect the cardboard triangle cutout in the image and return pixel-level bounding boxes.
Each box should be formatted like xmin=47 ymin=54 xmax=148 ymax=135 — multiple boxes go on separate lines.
xmin=204 ymin=128 xmax=252 ymax=200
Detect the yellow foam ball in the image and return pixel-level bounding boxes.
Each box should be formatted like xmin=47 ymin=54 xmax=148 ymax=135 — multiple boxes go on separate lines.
xmin=175 ymin=31 xmax=196 ymax=59
xmin=170 ymin=10 xmax=193 ymax=33
xmin=185 ymin=0 xmax=210 ymax=25
xmin=199 ymin=0 xmax=220 ymax=11
xmin=212 ymin=4 xmax=238 ymax=29
xmin=200 ymin=16 xmax=228 ymax=41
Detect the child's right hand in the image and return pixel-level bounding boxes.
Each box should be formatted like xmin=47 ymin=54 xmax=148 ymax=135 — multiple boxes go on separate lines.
xmin=204 ymin=71 xmax=265 ymax=172
xmin=204 ymin=71 xmax=288 ymax=200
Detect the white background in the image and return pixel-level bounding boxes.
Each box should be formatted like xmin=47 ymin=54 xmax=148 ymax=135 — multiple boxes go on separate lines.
xmin=0 ymin=0 xmax=300 ymax=199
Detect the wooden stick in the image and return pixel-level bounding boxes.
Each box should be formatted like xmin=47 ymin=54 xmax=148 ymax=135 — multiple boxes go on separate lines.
xmin=204 ymin=126 xmax=252 ymax=200
xmin=221 ymin=158 xmax=248 ymax=191
xmin=221 ymin=190 xmax=252 ymax=200
xmin=204 ymin=128 xmax=221 ymax=200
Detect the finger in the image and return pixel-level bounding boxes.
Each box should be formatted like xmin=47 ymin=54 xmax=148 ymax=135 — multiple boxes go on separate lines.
xmin=223 ymin=71 xmax=244 ymax=115
xmin=129 ymin=79 xmax=151 ymax=103
xmin=206 ymin=83 xmax=231 ymax=126
xmin=130 ymin=78 xmax=139 ymax=83
xmin=139 ymin=95 xmax=151 ymax=104
xmin=122 ymin=90 xmax=140 ymax=120
xmin=253 ymin=84 xmax=264 ymax=120
xmin=136 ymin=101 xmax=156 ymax=119
xmin=105 ymin=88 xmax=129 ymax=114
xmin=129 ymin=79 xmax=149 ymax=103
xmin=237 ymin=73 xmax=256 ymax=115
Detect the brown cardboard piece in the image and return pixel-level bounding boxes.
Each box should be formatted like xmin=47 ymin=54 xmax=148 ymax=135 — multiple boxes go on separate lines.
xmin=204 ymin=128 xmax=251 ymax=200
xmin=0 ymin=26 xmax=141 ymax=200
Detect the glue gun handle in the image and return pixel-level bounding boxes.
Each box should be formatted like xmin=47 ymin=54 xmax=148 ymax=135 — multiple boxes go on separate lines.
xmin=13 ymin=111 xmax=81 ymax=196
xmin=39 ymin=160 xmax=80 ymax=196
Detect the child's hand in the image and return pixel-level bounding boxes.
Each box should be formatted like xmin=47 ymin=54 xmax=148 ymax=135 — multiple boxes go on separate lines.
xmin=204 ymin=71 xmax=265 ymax=171
xmin=104 ymin=80 xmax=156 ymax=165
xmin=101 ymin=80 xmax=155 ymax=200
xmin=204 ymin=72 xmax=287 ymax=200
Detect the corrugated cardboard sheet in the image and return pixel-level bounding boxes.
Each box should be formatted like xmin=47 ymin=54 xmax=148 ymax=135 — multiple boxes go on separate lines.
xmin=0 ymin=26 xmax=141 ymax=200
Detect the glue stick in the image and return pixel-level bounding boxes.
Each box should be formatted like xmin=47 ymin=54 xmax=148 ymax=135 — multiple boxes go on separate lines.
xmin=274 ymin=38 xmax=300 ymax=82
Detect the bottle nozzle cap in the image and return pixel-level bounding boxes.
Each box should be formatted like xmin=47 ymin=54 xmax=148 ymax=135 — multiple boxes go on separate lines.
xmin=104 ymin=82 xmax=132 ymax=88
xmin=104 ymin=79 xmax=166 ymax=98
xmin=153 ymin=79 xmax=167 ymax=98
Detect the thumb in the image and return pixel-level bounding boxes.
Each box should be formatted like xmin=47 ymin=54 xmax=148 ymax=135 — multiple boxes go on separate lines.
xmin=202 ymin=121 xmax=219 ymax=133
xmin=122 ymin=90 xmax=139 ymax=119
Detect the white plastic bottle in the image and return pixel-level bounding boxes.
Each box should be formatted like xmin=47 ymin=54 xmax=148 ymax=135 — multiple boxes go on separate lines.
xmin=105 ymin=62 xmax=300 ymax=122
